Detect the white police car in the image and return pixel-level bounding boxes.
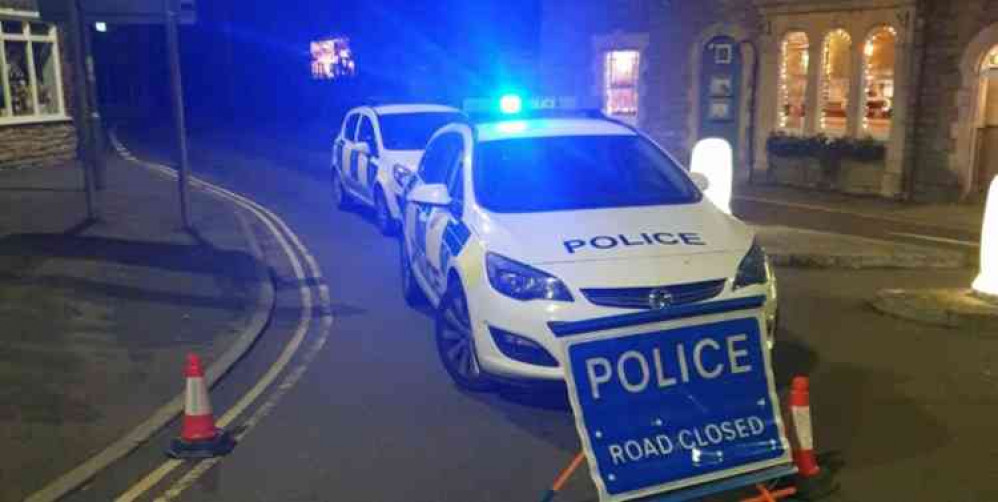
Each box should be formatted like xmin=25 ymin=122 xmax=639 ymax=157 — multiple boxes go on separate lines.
xmin=331 ymin=104 xmax=463 ymax=234
xmin=398 ymin=96 xmax=778 ymax=390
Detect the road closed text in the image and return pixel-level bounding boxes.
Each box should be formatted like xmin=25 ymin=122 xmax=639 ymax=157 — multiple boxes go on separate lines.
xmin=606 ymin=416 xmax=767 ymax=466
xmin=584 ymin=334 xmax=753 ymax=400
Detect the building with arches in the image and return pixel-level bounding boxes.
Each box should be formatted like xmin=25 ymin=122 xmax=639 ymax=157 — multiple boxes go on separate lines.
xmin=540 ymin=0 xmax=998 ymax=202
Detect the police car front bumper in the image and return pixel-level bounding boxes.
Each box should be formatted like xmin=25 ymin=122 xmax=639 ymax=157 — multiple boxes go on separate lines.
xmin=468 ymin=282 xmax=777 ymax=383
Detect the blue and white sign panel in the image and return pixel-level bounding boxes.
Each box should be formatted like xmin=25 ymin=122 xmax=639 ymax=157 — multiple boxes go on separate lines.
xmin=559 ymin=301 xmax=792 ymax=501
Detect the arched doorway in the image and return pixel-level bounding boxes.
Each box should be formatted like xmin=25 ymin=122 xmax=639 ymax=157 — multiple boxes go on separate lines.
xmin=698 ymin=36 xmax=744 ymax=179
xmin=974 ymin=46 xmax=998 ymax=194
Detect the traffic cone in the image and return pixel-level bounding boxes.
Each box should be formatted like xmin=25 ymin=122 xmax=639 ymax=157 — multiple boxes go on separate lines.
xmin=167 ymin=353 xmax=235 ymax=459
xmin=789 ymin=377 xmax=819 ymax=477
xmin=788 ymin=376 xmax=838 ymax=500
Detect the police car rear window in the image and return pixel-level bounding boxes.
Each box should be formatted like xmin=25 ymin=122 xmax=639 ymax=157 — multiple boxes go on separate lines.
xmin=474 ymin=135 xmax=701 ymax=213
xmin=379 ymin=112 xmax=465 ymax=151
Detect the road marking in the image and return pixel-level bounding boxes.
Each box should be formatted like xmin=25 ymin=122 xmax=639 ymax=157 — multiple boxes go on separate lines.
xmin=109 ymin=134 xmax=333 ymax=502
xmin=889 ymin=232 xmax=980 ymax=248
xmin=735 ymin=195 xmax=980 ymax=234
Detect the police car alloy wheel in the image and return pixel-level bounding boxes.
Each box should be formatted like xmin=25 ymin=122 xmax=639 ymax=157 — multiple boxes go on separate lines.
xmin=436 ymin=281 xmax=495 ymax=391
xmin=374 ymin=188 xmax=394 ymax=236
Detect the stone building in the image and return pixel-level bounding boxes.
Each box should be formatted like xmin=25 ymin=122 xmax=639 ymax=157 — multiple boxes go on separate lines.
xmin=0 ymin=0 xmax=76 ymax=170
xmin=539 ymin=0 xmax=998 ymax=202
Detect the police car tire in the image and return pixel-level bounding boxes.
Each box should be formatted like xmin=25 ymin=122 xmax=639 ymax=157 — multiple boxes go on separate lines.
xmin=374 ymin=188 xmax=394 ymax=236
xmin=331 ymin=170 xmax=352 ymax=210
xmin=399 ymin=237 xmax=427 ymax=307
xmin=435 ymin=282 xmax=495 ymax=392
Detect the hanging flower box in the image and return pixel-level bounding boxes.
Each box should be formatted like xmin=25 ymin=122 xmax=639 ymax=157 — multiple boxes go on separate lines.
xmin=765 ymin=133 xmax=887 ymax=194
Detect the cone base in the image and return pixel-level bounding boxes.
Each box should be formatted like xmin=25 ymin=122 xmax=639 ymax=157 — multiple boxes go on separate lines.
xmin=167 ymin=430 xmax=236 ymax=459
xmin=794 ymin=470 xmax=839 ymax=501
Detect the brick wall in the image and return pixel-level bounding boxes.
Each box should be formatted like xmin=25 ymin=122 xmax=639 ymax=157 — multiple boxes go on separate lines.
xmin=0 ymin=122 xmax=76 ymax=169
xmin=912 ymin=0 xmax=998 ymax=201
xmin=540 ymin=0 xmax=761 ymax=163
xmin=1 ymin=0 xmax=80 ymax=169
xmin=0 ymin=0 xmax=36 ymax=10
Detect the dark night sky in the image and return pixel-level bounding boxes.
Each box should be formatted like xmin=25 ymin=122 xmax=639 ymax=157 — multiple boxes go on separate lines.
xmin=92 ymin=0 xmax=541 ymax=124
xmin=177 ymin=0 xmax=541 ymax=120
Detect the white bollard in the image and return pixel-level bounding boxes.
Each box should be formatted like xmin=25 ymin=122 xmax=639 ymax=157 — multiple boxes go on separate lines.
xmin=973 ymin=177 xmax=998 ymax=297
xmin=691 ymin=138 xmax=734 ymax=214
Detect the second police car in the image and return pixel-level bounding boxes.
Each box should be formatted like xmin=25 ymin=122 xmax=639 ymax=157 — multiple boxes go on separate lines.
xmin=332 ymin=104 xmax=463 ymax=234
xmin=399 ymin=96 xmax=778 ymax=390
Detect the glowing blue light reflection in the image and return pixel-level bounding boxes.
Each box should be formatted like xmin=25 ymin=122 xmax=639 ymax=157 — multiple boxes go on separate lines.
xmin=499 ymin=94 xmax=523 ymax=115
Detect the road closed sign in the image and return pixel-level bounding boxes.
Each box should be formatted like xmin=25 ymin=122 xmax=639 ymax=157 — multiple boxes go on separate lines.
xmin=557 ymin=297 xmax=793 ymax=501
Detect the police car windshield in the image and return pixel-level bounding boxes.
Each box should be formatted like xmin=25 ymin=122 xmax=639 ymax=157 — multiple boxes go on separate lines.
xmin=474 ymin=135 xmax=700 ymax=213
xmin=378 ymin=112 xmax=464 ymax=151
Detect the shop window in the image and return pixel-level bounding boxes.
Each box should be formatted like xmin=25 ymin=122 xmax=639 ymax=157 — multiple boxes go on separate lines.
xmin=0 ymin=19 xmax=65 ymax=122
xmin=820 ymin=29 xmax=853 ymax=136
xmin=604 ymin=50 xmax=640 ymax=116
xmin=862 ymin=27 xmax=897 ymax=140
xmin=778 ymin=32 xmax=809 ymax=134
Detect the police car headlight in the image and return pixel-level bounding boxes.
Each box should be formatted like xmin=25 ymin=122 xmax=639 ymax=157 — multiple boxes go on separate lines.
xmin=486 ymin=252 xmax=574 ymax=302
xmin=734 ymin=241 xmax=770 ymax=290
xmin=392 ymin=164 xmax=413 ymax=187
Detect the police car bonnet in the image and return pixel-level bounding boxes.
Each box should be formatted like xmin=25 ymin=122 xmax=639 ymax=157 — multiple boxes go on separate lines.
xmin=478 ymin=203 xmax=751 ymax=264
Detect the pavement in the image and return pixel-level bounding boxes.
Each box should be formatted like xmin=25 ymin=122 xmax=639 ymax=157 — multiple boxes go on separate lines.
xmin=48 ymin=124 xmax=991 ymax=502
xmin=754 ymin=225 xmax=967 ymax=270
xmin=871 ymin=288 xmax=998 ymax=332
xmin=0 ymin=157 xmax=270 ymax=502
xmin=736 ymin=182 xmax=985 ymax=234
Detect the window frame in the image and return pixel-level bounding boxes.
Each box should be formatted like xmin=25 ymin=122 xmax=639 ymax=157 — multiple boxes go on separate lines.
xmin=777 ymin=31 xmax=810 ymax=135
xmin=357 ymin=115 xmax=380 ymax=157
xmin=861 ymin=25 xmax=898 ymax=141
xmin=418 ymin=132 xmax=462 ymax=186
xmin=818 ymin=28 xmax=854 ymax=137
xmin=603 ymin=49 xmax=641 ymax=118
xmin=0 ymin=17 xmax=67 ymax=125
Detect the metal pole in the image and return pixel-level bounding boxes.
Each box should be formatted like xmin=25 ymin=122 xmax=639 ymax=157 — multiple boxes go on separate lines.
xmin=81 ymin=19 xmax=106 ymax=190
xmin=165 ymin=1 xmax=192 ymax=229
xmin=66 ymin=0 xmax=98 ymax=220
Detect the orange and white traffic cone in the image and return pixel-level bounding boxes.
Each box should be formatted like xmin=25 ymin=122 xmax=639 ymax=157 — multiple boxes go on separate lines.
xmin=167 ymin=353 xmax=235 ymax=459
xmin=789 ymin=376 xmax=819 ymax=478
xmin=788 ymin=376 xmax=838 ymax=500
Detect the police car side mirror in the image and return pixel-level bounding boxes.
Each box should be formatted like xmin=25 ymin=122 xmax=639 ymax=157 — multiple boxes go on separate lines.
xmin=407 ymin=183 xmax=452 ymax=208
xmin=690 ymin=172 xmax=710 ymax=192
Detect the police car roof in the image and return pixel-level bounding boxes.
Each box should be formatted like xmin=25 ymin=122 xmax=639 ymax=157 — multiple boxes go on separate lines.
xmin=475 ymin=118 xmax=637 ymax=142
xmin=371 ymin=104 xmax=460 ymax=115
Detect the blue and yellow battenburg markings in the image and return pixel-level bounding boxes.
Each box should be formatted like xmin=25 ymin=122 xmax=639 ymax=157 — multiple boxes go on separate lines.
xmin=443 ymin=221 xmax=471 ymax=256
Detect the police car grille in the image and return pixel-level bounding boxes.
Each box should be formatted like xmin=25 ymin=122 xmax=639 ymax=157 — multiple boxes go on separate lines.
xmin=581 ymin=279 xmax=727 ymax=310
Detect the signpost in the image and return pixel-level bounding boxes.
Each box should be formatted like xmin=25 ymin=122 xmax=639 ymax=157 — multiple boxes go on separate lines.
xmin=61 ymin=0 xmax=99 ymax=221
xmin=38 ymin=0 xmax=196 ymax=228
xmin=554 ymin=297 xmax=794 ymax=501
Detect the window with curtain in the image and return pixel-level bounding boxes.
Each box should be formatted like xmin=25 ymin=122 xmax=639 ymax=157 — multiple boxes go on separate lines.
xmin=1 ymin=19 xmax=64 ymax=122
xmin=778 ymin=32 xmax=810 ymax=134
xmin=604 ymin=50 xmax=640 ymax=116
xmin=820 ymin=29 xmax=853 ymax=136
xmin=862 ymin=27 xmax=897 ymax=140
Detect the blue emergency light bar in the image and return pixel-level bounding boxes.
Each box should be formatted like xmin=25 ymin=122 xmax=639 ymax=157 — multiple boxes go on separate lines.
xmin=463 ymin=95 xmax=591 ymax=119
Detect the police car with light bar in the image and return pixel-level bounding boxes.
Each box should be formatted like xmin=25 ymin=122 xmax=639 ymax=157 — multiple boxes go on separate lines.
xmin=398 ymin=95 xmax=778 ymax=390
xmin=332 ymin=104 xmax=463 ymax=234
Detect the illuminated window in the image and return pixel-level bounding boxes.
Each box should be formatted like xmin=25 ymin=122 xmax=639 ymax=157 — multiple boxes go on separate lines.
xmin=311 ymin=37 xmax=356 ymax=80
xmin=604 ymin=50 xmax=640 ymax=116
xmin=0 ymin=19 xmax=65 ymax=122
xmin=778 ymin=32 xmax=810 ymax=134
xmin=862 ymin=27 xmax=897 ymax=140
xmin=820 ymin=29 xmax=853 ymax=136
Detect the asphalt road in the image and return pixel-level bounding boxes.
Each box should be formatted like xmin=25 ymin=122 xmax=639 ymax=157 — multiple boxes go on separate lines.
xmin=71 ymin=128 xmax=998 ymax=502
